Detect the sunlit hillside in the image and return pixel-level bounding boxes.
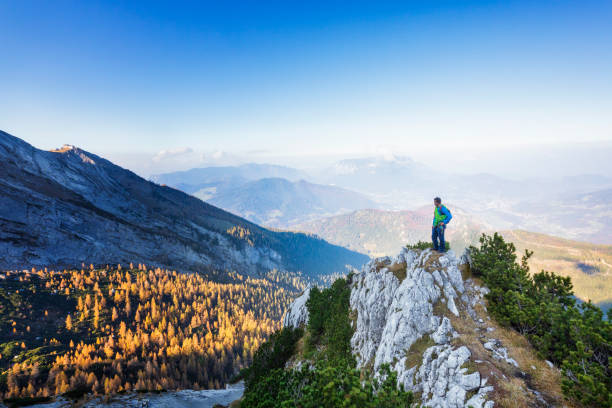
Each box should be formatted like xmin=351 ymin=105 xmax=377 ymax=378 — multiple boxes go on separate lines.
xmin=0 ymin=265 xmax=330 ymax=403
xmin=501 ymin=230 xmax=612 ymax=312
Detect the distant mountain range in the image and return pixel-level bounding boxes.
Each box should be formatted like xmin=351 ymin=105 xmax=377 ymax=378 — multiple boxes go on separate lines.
xmin=155 ymin=155 xmax=612 ymax=244
xmin=152 ymin=167 xmax=377 ymax=228
xmin=0 ymin=131 xmax=368 ymax=276
xmin=208 ymin=178 xmax=377 ymax=227
xmin=150 ymin=164 xmax=307 ymax=199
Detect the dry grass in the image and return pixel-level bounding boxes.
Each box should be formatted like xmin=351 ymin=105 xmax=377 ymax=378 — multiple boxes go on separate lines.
xmin=404 ymin=335 xmax=436 ymax=370
xmin=459 ymin=262 xmax=472 ymax=280
xmin=445 ymin=279 xmax=580 ymax=408
xmin=388 ymin=261 xmax=407 ymax=282
xmin=422 ymin=251 xmax=443 ymax=272
xmin=493 ymin=377 xmax=531 ymax=408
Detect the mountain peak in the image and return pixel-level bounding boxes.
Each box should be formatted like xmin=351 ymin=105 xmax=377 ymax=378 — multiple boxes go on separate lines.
xmin=51 ymin=144 xmax=97 ymax=165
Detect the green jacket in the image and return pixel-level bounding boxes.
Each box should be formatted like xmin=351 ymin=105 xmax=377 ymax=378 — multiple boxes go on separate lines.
xmin=433 ymin=205 xmax=452 ymax=226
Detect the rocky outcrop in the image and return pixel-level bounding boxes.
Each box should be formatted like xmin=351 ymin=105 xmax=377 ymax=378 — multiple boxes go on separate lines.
xmin=349 ymin=248 xmax=494 ymax=408
xmin=282 ymin=288 xmax=311 ymax=328
xmin=283 ymin=248 xmax=525 ymax=407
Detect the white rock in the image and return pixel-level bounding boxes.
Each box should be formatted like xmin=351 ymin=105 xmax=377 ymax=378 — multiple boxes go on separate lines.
xmin=432 ymin=317 xmax=456 ymax=344
xmin=348 ymin=248 xmax=493 ymax=407
xmin=282 ymin=288 xmax=311 ymax=328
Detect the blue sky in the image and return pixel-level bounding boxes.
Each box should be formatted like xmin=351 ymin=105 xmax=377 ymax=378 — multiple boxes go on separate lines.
xmin=1 ymin=1 xmax=611 ymax=174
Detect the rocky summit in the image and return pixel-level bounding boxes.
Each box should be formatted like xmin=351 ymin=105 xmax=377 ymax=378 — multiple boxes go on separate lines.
xmin=284 ymin=248 xmax=561 ymax=408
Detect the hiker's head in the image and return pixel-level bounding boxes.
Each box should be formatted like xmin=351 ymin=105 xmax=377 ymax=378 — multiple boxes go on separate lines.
xmin=434 ymin=197 xmax=442 ymax=207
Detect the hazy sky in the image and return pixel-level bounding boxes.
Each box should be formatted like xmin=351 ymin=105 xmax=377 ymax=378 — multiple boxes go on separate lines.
xmin=1 ymin=0 xmax=611 ymax=175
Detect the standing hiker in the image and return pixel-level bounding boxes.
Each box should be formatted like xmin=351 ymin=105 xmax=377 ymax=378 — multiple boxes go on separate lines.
xmin=432 ymin=197 xmax=452 ymax=252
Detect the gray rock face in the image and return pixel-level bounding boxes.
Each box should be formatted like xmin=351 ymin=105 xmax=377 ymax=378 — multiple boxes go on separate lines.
xmin=350 ymin=248 xmax=494 ymax=408
xmin=483 ymin=339 xmax=519 ymax=367
xmin=283 ymin=288 xmax=311 ymax=328
xmin=0 ymin=131 xmax=368 ymax=275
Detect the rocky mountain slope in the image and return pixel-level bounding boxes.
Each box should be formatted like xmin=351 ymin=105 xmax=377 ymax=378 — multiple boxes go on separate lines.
xmin=0 ymin=131 xmax=367 ymax=275
xmin=280 ymin=248 xmax=570 ymax=407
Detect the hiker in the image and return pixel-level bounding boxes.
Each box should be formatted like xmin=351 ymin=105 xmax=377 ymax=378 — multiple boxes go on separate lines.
xmin=432 ymin=197 xmax=452 ymax=252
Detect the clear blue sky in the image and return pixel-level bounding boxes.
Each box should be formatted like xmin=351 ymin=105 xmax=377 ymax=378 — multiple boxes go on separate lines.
xmin=1 ymin=0 xmax=611 ymax=170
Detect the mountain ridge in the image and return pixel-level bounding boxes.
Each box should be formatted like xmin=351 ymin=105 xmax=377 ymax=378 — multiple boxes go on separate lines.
xmin=0 ymin=130 xmax=368 ymax=276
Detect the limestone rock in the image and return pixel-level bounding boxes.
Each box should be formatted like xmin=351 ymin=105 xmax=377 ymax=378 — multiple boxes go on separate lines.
xmin=282 ymin=288 xmax=311 ymax=328
xmin=350 ymin=248 xmax=493 ymax=408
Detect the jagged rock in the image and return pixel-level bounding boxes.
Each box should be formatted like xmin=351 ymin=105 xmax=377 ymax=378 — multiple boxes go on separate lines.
xmin=483 ymin=339 xmax=519 ymax=367
xmin=282 ymin=288 xmax=311 ymax=328
xmin=459 ymin=248 xmax=473 ymax=269
xmin=349 ymin=248 xmax=493 ymax=408
xmin=431 ymin=317 xmax=457 ymax=344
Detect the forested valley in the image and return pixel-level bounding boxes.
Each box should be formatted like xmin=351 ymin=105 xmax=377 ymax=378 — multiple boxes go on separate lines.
xmin=0 ymin=264 xmax=333 ymax=403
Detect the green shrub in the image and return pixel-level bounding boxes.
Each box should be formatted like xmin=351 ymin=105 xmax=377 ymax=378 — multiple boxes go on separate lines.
xmin=241 ymin=277 xmax=416 ymax=407
xmin=406 ymin=241 xmax=450 ymax=251
xmin=305 ymin=278 xmax=354 ymax=366
xmin=236 ymin=327 xmax=303 ymax=389
xmin=469 ymin=233 xmax=612 ymax=407
xmin=241 ymin=362 xmax=415 ymax=408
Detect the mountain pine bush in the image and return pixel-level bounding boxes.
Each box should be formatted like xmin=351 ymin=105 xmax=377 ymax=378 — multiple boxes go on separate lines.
xmin=239 ymin=276 xmax=416 ymax=407
xmin=470 ymin=233 xmax=612 ymax=407
xmin=406 ymin=241 xmax=450 ymax=251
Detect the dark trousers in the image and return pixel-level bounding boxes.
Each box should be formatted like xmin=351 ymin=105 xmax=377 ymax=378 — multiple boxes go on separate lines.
xmin=432 ymin=225 xmax=445 ymax=251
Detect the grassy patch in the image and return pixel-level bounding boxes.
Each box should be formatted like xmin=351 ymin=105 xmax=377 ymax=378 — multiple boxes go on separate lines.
xmin=404 ymin=335 xmax=435 ymax=370
xmin=406 ymin=241 xmax=451 ymax=251
xmin=388 ymin=261 xmax=407 ymax=282
xmin=460 ymin=359 xmax=479 ymax=375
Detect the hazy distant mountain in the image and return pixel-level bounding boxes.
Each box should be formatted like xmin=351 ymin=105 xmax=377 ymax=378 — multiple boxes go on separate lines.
xmin=317 ymin=155 xmax=437 ymax=197
xmin=150 ymin=164 xmax=307 ymax=199
xmin=294 ymin=206 xmax=484 ymax=257
xmin=508 ymin=187 xmax=612 ymax=244
xmin=153 ymin=155 xmax=612 ymax=244
xmin=208 ymin=178 xmax=377 ymax=228
xmin=0 ymin=131 xmax=368 ymax=276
